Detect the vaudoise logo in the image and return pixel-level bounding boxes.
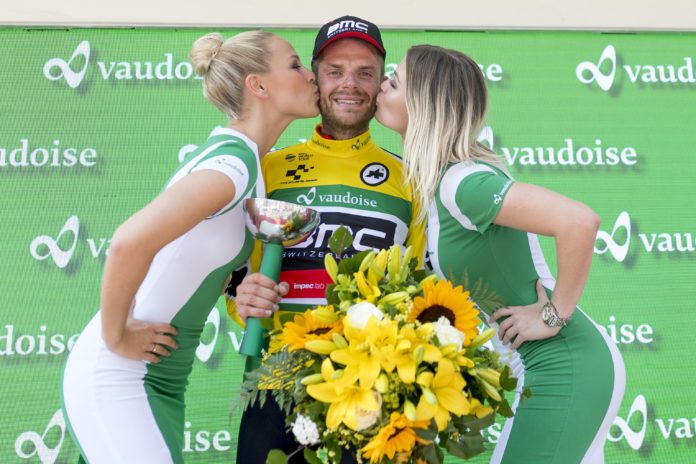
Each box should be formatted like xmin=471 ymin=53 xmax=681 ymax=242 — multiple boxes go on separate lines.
xmin=476 ymin=126 xmax=639 ymax=168
xmin=594 ymin=211 xmax=695 ymax=263
xmin=30 ymin=216 xmax=81 ymax=269
xmin=43 ymin=41 xmax=91 ymax=89
xmin=43 ymin=40 xmax=202 ymax=89
xmin=576 ymin=45 xmax=617 ymax=91
xmin=577 ymin=44 xmax=696 ymax=91
xmin=30 ymin=216 xmax=113 ymax=269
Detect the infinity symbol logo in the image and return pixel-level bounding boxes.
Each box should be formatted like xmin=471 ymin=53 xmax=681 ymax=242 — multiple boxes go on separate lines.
xmin=608 ymin=394 xmax=647 ymax=450
xmin=15 ymin=409 xmax=66 ymax=463
xmin=594 ymin=211 xmax=630 ymax=262
xmin=43 ymin=40 xmax=91 ymax=89
xmin=178 ymin=144 xmax=198 ymax=163
xmin=30 ymin=216 xmax=80 ymax=269
xmin=297 ymin=187 xmax=317 ymax=206
xmin=477 ymin=125 xmax=494 ymax=150
xmin=195 ymin=306 xmax=220 ymax=363
xmin=576 ymin=45 xmax=617 ymax=91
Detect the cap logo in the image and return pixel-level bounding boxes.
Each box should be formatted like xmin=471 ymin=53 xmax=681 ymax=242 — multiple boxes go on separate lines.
xmin=327 ymin=20 xmax=369 ymax=37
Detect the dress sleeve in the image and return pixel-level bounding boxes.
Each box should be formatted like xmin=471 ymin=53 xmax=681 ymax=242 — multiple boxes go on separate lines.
xmin=439 ymin=163 xmax=514 ymax=234
xmin=191 ymin=153 xmax=256 ymax=218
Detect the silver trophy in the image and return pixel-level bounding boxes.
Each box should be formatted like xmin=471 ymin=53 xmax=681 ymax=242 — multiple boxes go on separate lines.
xmin=240 ymin=198 xmax=320 ymax=357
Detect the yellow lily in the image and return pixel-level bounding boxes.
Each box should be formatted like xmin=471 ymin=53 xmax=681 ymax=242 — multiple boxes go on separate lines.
xmin=354 ymin=271 xmax=381 ymax=302
xmin=331 ymin=317 xmax=397 ymax=389
xmin=415 ymin=360 xmax=470 ymax=430
xmin=387 ymin=244 xmax=401 ymax=282
xmin=385 ymin=324 xmax=442 ymax=384
xmin=468 ymin=397 xmax=494 ymax=419
xmin=324 ymin=253 xmax=339 ymax=283
xmin=306 ymin=359 xmax=379 ymax=430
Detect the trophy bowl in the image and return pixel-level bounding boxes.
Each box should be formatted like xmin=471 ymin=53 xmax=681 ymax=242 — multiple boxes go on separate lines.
xmin=239 ymin=198 xmax=320 ymax=359
xmin=243 ymin=198 xmax=320 ymax=246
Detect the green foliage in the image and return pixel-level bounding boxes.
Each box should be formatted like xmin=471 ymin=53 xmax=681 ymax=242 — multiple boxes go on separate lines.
xmin=303 ymin=448 xmax=323 ymax=464
xmin=337 ymin=249 xmax=371 ymax=275
xmin=459 ymin=272 xmax=504 ymax=316
xmin=328 ymin=226 xmax=353 ymax=255
xmin=499 ymin=364 xmax=517 ymax=391
xmin=238 ymin=348 xmax=316 ymax=416
xmin=266 ymin=449 xmax=289 ymax=464
xmin=238 ymin=369 xmax=269 ymax=411
xmin=438 ymin=413 xmax=496 ymax=460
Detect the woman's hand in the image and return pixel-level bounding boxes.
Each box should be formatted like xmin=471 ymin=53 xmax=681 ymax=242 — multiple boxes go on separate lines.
xmin=107 ymin=318 xmax=178 ymax=363
xmin=489 ymin=280 xmax=560 ymax=349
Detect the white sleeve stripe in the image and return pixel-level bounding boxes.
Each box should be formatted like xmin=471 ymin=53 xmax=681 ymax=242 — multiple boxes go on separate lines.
xmin=439 ymin=163 xmax=497 ymax=232
xmin=166 ymin=139 xmax=239 ymax=189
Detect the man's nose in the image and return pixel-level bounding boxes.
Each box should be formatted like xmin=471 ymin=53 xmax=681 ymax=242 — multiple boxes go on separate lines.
xmin=339 ymin=71 xmax=359 ymax=87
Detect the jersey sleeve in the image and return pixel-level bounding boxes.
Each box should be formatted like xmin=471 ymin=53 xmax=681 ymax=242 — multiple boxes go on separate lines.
xmin=191 ymin=152 xmax=257 ymax=218
xmin=441 ymin=164 xmax=514 ymax=234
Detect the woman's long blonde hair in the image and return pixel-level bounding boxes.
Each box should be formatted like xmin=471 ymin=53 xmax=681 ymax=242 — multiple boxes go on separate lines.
xmin=403 ymin=45 xmax=505 ymax=222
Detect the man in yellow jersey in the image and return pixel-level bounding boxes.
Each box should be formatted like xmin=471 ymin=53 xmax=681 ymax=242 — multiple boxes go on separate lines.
xmin=231 ymin=16 xmax=425 ymax=463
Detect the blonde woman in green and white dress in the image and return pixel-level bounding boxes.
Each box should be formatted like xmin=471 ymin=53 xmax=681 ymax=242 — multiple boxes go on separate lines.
xmin=375 ymin=44 xmax=625 ymax=464
xmin=61 ymin=31 xmax=318 ymax=463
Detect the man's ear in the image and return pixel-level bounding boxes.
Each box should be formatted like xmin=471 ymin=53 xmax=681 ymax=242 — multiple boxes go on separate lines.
xmin=245 ymin=73 xmax=267 ymax=98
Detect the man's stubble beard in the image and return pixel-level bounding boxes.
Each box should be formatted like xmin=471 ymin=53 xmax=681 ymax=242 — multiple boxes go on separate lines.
xmin=319 ymin=94 xmax=378 ymax=140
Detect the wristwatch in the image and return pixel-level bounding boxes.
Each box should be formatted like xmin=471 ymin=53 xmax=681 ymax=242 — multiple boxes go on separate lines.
xmin=541 ymin=301 xmax=569 ymax=328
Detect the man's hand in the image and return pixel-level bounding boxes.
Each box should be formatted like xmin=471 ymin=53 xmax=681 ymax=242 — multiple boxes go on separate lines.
xmin=235 ymin=273 xmax=289 ymax=322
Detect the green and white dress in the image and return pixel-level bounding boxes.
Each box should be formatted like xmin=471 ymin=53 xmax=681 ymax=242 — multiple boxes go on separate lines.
xmin=428 ymin=161 xmax=625 ymax=464
xmin=61 ymin=127 xmax=262 ymax=463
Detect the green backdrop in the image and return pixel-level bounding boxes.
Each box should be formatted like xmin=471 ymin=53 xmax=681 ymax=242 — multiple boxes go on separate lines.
xmin=1 ymin=27 xmax=695 ymax=463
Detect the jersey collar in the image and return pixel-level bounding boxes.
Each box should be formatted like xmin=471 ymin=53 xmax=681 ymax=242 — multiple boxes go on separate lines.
xmin=307 ymin=125 xmax=376 ymax=157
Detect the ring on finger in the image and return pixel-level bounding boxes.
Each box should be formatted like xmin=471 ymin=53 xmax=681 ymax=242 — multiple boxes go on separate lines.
xmin=152 ymin=343 xmax=157 ymax=354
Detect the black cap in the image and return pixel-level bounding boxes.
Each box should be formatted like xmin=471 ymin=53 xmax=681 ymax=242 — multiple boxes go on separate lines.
xmin=312 ymin=15 xmax=386 ymax=63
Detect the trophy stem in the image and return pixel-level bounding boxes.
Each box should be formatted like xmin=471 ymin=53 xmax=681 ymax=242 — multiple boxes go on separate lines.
xmin=239 ymin=242 xmax=284 ymax=358
xmin=259 ymin=243 xmax=283 ymax=282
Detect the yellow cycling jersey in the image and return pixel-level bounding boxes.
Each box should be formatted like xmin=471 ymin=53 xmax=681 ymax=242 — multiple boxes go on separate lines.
xmin=227 ymin=125 xmax=426 ymax=322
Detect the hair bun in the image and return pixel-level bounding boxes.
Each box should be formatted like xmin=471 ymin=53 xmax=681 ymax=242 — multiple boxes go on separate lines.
xmin=190 ymin=32 xmax=224 ymax=76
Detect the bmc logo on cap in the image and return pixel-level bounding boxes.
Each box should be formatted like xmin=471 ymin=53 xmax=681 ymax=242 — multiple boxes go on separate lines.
xmin=327 ymin=20 xmax=369 ymax=36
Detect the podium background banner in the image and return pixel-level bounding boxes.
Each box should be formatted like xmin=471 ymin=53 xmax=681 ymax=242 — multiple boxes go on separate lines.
xmin=1 ymin=27 xmax=694 ymax=463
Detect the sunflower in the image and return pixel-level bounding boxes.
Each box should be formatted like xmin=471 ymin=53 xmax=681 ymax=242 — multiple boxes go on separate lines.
xmin=408 ymin=280 xmax=480 ymax=346
xmin=270 ymin=305 xmax=342 ymax=353
xmin=361 ymin=412 xmax=430 ymax=463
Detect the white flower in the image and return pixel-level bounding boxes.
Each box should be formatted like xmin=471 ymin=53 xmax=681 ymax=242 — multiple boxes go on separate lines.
xmin=292 ymin=413 xmax=321 ymax=445
xmin=433 ymin=316 xmax=465 ymax=350
xmin=346 ymin=301 xmax=384 ymax=329
xmin=354 ymin=391 xmax=383 ymax=431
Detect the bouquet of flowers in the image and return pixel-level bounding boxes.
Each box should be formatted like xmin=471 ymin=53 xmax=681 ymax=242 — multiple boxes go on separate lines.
xmin=240 ymin=228 xmax=518 ymax=464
